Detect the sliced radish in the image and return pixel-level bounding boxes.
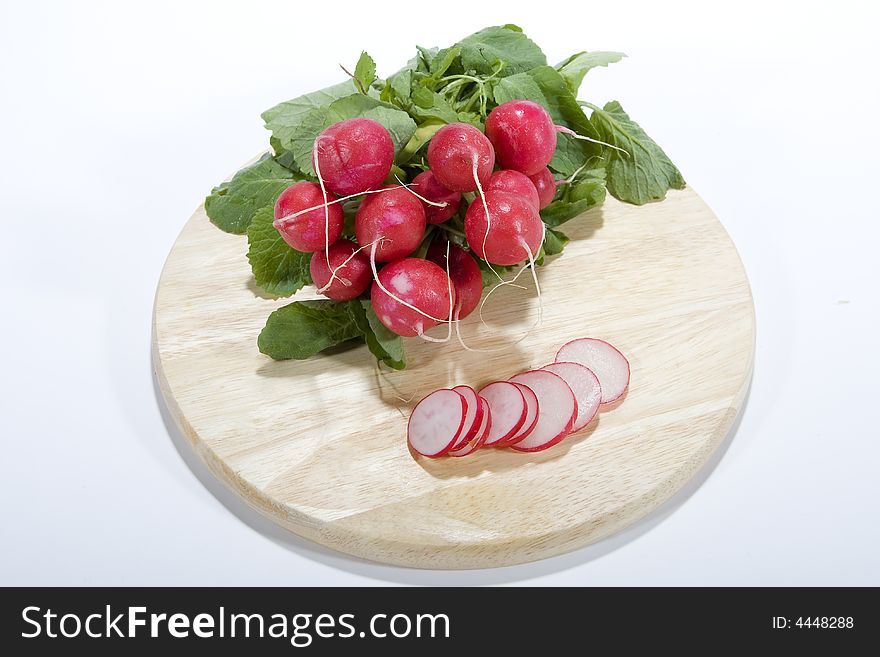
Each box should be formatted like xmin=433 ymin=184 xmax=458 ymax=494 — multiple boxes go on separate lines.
xmin=508 ymin=371 xmax=577 ymax=452
xmin=541 ymin=362 xmax=602 ymax=432
xmin=478 ymin=381 xmax=527 ymax=446
xmin=451 ymin=385 xmax=483 ymax=449
xmin=407 ymin=389 xmax=467 ymax=457
xmin=504 ymin=382 xmax=540 ymax=446
xmin=556 ymin=338 xmax=630 ymax=404
xmin=449 ymin=397 xmax=491 ymax=457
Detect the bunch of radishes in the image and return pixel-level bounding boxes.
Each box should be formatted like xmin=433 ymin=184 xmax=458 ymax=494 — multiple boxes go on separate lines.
xmin=408 ymin=338 xmax=630 ymax=457
xmin=270 ymin=98 xmax=566 ymax=340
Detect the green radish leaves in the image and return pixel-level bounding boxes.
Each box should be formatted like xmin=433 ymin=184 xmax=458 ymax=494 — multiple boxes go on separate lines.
xmin=258 ymin=300 xmax=365 ymax=360
xmin=456 ymin=25 xmax=547 ymax=77
xmin=205 ymin=154 xmax=300 ymax=234
xmin=257 ymin=298 xmax=406 ymax=368
xmin=353 ymin=52 xmax=377 ymax=94
xmin=586 ymin=101 xmax=685 ymax=204
xmin=356 ymin=301 xmax=406 ymax=370
xmin=246 ymin=207 xmax=313 ymax=297
xmin=556 ymin=51 xmax=626 ymax=94
xmin=541 ymin=168 xmax=607 ymax=227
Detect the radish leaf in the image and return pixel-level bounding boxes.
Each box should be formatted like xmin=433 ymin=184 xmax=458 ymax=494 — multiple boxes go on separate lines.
xmin=353 ymin=51 xmax=376 ymax=94
xmin=356 ymin=301 xmax=406 ymax=370
xmin=456 ymin=25 xmax=546 ymax=77
xmin=556 ymin=52 xmax=626 ymax=94
xmin=246 ymin=207 xmax=312 ymax=297
xmin=587 ymin=101 xmax=685 ymax=204
xmin=205 ymin=154 xmax=300 ymax=234
xmin=258 ymin=301 xmax=363 ymax=360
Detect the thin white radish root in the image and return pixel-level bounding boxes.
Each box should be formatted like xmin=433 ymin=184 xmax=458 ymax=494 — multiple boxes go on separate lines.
xmin=407 ymin=389 xmax=467 ymax=457
xmin=508 ymin=371 xmax=577 ymax=452
xmin=394 ymin=175 xmax=449 ymax=208
xmin=556 ymin=338 xmax=630 ymax=404
xmin=541 ymin=361 xmax=602 ymax=432
xmin=478 ymin=382 xmax=527 ymax=446
xmin=554 ymin=124 xmax=629 ymax=156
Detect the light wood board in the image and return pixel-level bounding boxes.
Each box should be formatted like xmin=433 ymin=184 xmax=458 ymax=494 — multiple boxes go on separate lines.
xmin=152 ymin=183 xmax=755 ymax=569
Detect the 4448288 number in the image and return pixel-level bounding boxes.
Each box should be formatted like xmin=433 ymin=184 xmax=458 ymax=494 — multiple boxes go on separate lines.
xmin=796 ymin=617 xmax=854 ymax=629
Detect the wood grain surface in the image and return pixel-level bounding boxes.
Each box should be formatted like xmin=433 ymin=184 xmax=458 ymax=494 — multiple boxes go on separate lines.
xmin=152 ymin=182 xmax=755 ymax=569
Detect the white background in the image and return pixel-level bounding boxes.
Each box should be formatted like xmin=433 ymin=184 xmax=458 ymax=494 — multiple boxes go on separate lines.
xmin=1 ymin=0 xmax=878 ymax=586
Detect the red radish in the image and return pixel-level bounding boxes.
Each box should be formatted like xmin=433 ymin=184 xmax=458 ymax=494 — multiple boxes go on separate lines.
xmin=528 ymin=168 xmax=557 ymax=209
xmin=370 ymin=258 xmax=454 ymax=337
xmin=485 ymin=100 xmax=556 ymax=176
xmin=449 ymin=397 xmax=491 ymax=457
xmin=308 ymin=240 xmax=372 ymax=302
xmin=273 ymin=182 xmax=344 ymax=252
xmin=541 ymin=362 xmax=601 ymax=432
xmin=556 ymin=338 xmax=630 ymax=404
xmin=464 ymin=191 xmax=544 ymax=266
xmin=408 ymin=389 xmax=467 ymax=458
xmin=425 ymin=241 xmax=483 ymax=320
xmin=450 ymin=385 xmax=484 ymax=449
xmin=485 ymin=170 xmax=540 ymax=209
xmin=313 ymin=118 xmax=394 ymax=196
xmin=355 ymin=185 xmax=427 ymax=262
xmin=426 ymin=123 xmax=495 ymax=193
xmin=411 ymin=170 xmax=461 ymax=224
xmin=504 ymin=382 xmax=540 ymax=446
xmin=508 ymin=371 xmax=577 ymax=452
xmin=478 ymin=381 xmax=526 ymax=446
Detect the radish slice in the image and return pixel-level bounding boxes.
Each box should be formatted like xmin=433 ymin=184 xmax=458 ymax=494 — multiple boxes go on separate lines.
xmin=541 ymin=362 xmax=602 ymax=432
xmin=504 ymin=382 xmax=540 ymax=446
xmin=449 ymin=397 xmax=491 ymax=457
xmin=508 ymin=371 xmax=577 ymax=452
xmin=407 ymin=389 xmax=467 ymax=457
xmin=451 ymin=385 xmax=483 ymax=449
xmin=556 ymin=338 xmax=630 ymax=404
xmin=478 ymin=382 xmax=526 ymax=446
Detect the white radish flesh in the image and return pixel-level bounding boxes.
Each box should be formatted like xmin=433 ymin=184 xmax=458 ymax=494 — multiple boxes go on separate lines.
xmin=407 ymin=389 xmax=467 ymax=458
xmin=451 ymin=385 xmax=483 ymax=449
xmin=478 ymin=382 xmax=527 ymax=446
xmin=555 ymin=338 xmax=630 ymax=404
xmin=508 ymin=371 xmax=577 ymax=452
xmin=505 ymin=382 xmax=540 ymax=446
xmin=541 ymin=362 xmax=602 ymax=432
xmin=449 ymin=397 xmax=491 ymax=457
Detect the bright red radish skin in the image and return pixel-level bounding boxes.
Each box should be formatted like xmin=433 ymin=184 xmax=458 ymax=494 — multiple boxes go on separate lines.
xmin=528 ymin=168 xmax=557 ymax=209
xmin=556 ymin=338 xmax=630 ymax=404
xmin=478 ymin=381 xmax=527 ymax=446
xmin=407 ymin=388 xmax=467 ymax=458
xmin=485 ymin=170 xmax=540 ymax=209
xmin=313 ymin=118 xmax=394 ymax=196
xmin=370 ymin=258 xmax=454 ymax=337
xmin=355 ymin=185 xmax=427 ymax=262
xmin=464 ymin=191 xmax=544 ymax=266
xmin=273 ymin=182 xmax=344 ymax=253
xmin=451 ymin=385 xmax=484 ymax=449
xmin=425 ymin=241 xmax=483 ymax=320
xmin=309 ymin=241 xmax=372 ymax=302
xmin=541 ymin=361 xmax=602 ymax=432
xmin=426 ymin=123 xmax=495 ymax=193
xmin=411 ymin=170 xmax=461 ymax=224
xmin=449 ymin=397 xmax=491 ymax=457
xmin=485 ymin=100 xmax=556 ymax=176
xmin=508 ymin=371 xmax=577 ymax=452
xmin=504 ymin=382 xmax=540 ymax=446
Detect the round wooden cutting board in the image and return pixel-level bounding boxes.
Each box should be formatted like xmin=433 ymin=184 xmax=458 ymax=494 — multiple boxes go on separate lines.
xmin=153 ymin=182 xmax=754 ymax=569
